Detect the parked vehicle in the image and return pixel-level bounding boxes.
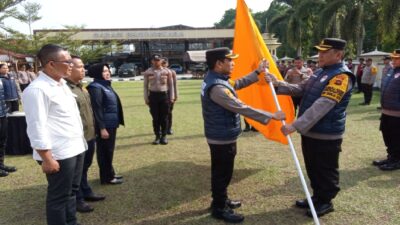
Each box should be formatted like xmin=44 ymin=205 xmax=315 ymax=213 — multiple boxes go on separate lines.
xmin=169 ymin=64 xmax=183 ymax=74
xmin=118 ymin=63 xmax=138 ymax=77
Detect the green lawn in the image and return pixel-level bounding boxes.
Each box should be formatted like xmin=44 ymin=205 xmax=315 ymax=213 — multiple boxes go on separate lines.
xmin=1 ymin=80 xmax=399 ymax=225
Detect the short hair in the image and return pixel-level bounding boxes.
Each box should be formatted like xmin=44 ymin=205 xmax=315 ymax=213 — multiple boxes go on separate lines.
xmin=294 ymin=56 xmax=302 ymax=61
xmin=366 ymin=58 xmax=373 ymax=62
xmin=71 ymin=55 xmax=81 ymax=59
xmin=37 ymin=44 xmax=67 ymax=66
xmin=0 ymin=63 xmax=6 ymax=69
xmin=359 ymin=57 xmax=365 ymax=61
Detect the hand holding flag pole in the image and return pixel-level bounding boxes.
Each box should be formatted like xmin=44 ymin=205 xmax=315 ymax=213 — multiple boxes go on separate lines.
xmin=265 ymin=68 xmax=321 ymax=225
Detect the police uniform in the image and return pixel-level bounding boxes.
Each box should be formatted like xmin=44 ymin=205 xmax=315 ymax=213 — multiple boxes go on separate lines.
xmin=143 ymin=54 xmax=174 ymax=144
xmin=373 ymin=49 xmax=400 ymax=170
xmin=201 ymin=47 xmax=278 ymax=223
xmin=275 ymin=38 xmax=355 ymax=217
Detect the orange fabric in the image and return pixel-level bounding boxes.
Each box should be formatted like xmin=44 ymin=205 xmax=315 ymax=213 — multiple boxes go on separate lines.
xmin=231 ymin=0 xmax=295 ymax=144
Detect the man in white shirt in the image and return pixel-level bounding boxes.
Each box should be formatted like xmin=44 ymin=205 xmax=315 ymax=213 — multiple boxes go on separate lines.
xmin=22 ymin=44 xmax=86 ymax=225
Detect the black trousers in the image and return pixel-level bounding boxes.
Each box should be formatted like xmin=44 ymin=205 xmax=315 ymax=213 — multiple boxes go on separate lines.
xmin=0 ymin=117 xmax=7 ymax=165
xmin=96 ymin=128 xmax=117 ymax=183
xmin=167 ymin=102 xmax=174 ymax=132
xmin=44 ymin=153 xmax=84 ymax=225
xmin=6 ymin=100 xmax=19 ymax=113
xmin=380 ymin=114 xmax=400 ymax=160
xmin=291 ymin=96 xmax=302 ymax=114
xmin=301 ymin=136 xmax=342 ymax=203
xmin=149 ymin=91 xmax=170 ymax=136
xmin=209 ymin=142 xmax=237 ymax=208
xmin=77 ymin=139 xmax=95 ymax=201
xmin=362 ymin=83 xmax=373 ymax=104
xmin=356 ymin=76 xmax=362 ymax=91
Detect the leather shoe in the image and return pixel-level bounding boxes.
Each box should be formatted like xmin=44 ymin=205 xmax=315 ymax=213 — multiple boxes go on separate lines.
xmin=76 ymin=201 xmax=94 ymax=213
xmin=306 ymin=202 xmax=334 ymax=217
xmin=379 ymin=160 xmax=400 ymax=171
xmin=226 ymin=199 xmax=241 ymax=209
xmin=160 ymin=136 xmax=168 ymax=145
xmin=0 ymin=169 xmax=8 ymax=177
xmin=212 ymin=207 xmax=244 ymax=223
xmin=102 ymin=178 xmax=123 ymax=185
xmin=114 ymin=174 xmax=123 ymax=179
xmin=372 ymin=158 xmax=390 ymax=166
xmin=152 ymin=136 xmax=160 ymax=145
xmin=0 ymin=164 xmax=17 ymax=173
xmin=167 ymin=129 xmax=173 ymax=135
xmin=84 ymin=193 xmax=106 ymax=202
xmin=295 ymin=196 xmax=318 ymax=209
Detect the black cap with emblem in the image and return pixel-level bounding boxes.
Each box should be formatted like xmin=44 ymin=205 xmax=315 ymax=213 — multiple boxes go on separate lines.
xmin=315 ymin=38 xmax=347 ymax=51
xmin=206 ymin=47 xmax=239 ymax=68
xmin=390 ymin=49 xmax=400 ymax=58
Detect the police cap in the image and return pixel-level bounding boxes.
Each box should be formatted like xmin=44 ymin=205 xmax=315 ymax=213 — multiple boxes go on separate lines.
xmin=206 ymin=47 xmax=239 ymax=65
xmin=315 ymin=38 xmax=347 ymax=51
xmin=390 ymin=49 xmax=400 ymax=58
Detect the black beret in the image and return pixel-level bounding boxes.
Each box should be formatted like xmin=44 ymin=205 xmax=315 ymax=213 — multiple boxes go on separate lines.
xmin=315 ymin=38 xmax=347 ymax=51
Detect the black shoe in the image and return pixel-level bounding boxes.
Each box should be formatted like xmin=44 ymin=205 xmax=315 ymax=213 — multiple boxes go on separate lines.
xmin=250 ymin=127 xmax=258 ymax=132
xmin=114 ymin=174 xmax=123 ymax=179
xmin=76 ymin=201 xmax=94 ymax=213
xmin=0 ymin=164 xmax=17 ymax=173
xmin=295 ymin=197 xmax=318 ymax=209
xmin=0 ymin=169 xmax=8 ymax=177
xmin=152 ymin=136 xmax=160 ymax=145
xmin=160 ymin=136 xmax=168 ymax=145
xmin=102 ymin=178 xmax=123 ymax=185
xmin=377 ymin=106 xmax=382 ymax=110
xmin=212 ymin=207 xmax=244 ymax=223
xmin=167 ymin=130 xmax=173 ymax=135
xmin=84 ymin=193 xmax=106 ymax=202
xmin=372 ymin=158 xmax=390 ymax=166
xmin=226 ymin=199 xmax=241 ymax=209
xmin=379 ymin=160 xmax=400 ymax=171
xmin=306 ymin=202 xmax=334 ymax=217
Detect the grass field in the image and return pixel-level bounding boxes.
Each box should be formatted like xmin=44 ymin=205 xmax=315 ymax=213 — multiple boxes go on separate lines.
xmin=1 ymin=80 xmax=399 ymax=225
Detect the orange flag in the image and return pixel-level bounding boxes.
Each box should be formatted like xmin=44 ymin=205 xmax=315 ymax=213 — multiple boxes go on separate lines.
xmin=231 ymin=0 xmax=295 ymax=144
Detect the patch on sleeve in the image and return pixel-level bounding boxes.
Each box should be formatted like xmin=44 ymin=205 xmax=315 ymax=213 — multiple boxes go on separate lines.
xmin=228 ymin=79 xmax=235 ymax=87
xmin=321 ymin=74 xmax=349 ymax=103
xmin=224 ymin=89 xmax=235 ymax=99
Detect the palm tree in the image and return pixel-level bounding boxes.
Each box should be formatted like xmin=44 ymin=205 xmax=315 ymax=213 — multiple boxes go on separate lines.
xmin=268 ymin=0 xmax=323 ymax=56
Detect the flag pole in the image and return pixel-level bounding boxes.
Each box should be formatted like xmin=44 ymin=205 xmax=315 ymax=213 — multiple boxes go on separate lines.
xmin=266 ymin=70 xmax=320 ymax=225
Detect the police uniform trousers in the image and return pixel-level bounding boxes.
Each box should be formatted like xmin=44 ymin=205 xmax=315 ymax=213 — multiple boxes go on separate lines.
xmin=380 ymin=114 xmax=400 ymax=160
xmin=209 ymin=142 xmax=237 ymax=208
xmin=6 ymin=100 xmax=19 ymax=113
xmin=149 ymin=91 xmax=170 ymax=136
xmin=301 ymin=135 xmax=341 ymax=203
xmin=362 ymin=83 xmax=373 ymax=104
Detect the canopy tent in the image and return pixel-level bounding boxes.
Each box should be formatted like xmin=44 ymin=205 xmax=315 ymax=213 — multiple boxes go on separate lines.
xmin=279 ymin=56 xmax=293 ymax=61
xmin=183 ymin=50 xmax=206 ymax=63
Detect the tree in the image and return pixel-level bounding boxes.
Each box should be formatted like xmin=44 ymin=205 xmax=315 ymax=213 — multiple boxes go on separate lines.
xmin=0 ymin=0 xmax=25 ymax=31
xmin=214 ymin=9 xmax=237 ymax=28
xmin=13 ymin=1 xmax=41 ymax=37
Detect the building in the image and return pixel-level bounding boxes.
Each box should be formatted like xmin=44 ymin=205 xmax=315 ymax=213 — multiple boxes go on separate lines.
xmin=35 ymin=25 xmax=281 ymax=71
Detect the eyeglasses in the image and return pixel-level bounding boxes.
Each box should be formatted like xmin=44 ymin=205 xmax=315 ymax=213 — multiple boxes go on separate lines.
xmin=50 ymin=60 xmax=73 ymax=66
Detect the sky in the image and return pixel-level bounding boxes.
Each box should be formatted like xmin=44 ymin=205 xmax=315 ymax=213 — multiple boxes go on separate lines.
xmin=4 ymin=0 xmax=273 ymax=34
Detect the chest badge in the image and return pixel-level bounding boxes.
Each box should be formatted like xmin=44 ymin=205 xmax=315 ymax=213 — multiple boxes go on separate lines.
xmin=320 ymin=75 xmax=328 ymax=82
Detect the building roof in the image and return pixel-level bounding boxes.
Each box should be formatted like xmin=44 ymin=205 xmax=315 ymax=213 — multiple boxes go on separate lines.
xmin=183 ymin=50 xmax=206 ymax=63
xmin=360 ymin=48 xmax=390 ymax=57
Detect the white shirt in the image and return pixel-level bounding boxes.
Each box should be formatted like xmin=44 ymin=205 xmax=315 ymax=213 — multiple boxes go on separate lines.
xmin=22 ymin=71 xmax=87 ymax=161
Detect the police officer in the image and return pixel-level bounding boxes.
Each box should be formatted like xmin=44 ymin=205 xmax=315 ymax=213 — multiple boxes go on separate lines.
xmin=267 ymin=38 xmax=355 ymax=217
xmin=0 ymin=63 xmax=20 ymax=113
xmin=373 ymin=49 xmax=400 ymax=171
xmin=144 ymin=54 xmax=174 ymax=145
xmin=201 ymin=47 xmax=285 ymax=223
xmin=161 ymin=57 xmax=178 ymax=135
